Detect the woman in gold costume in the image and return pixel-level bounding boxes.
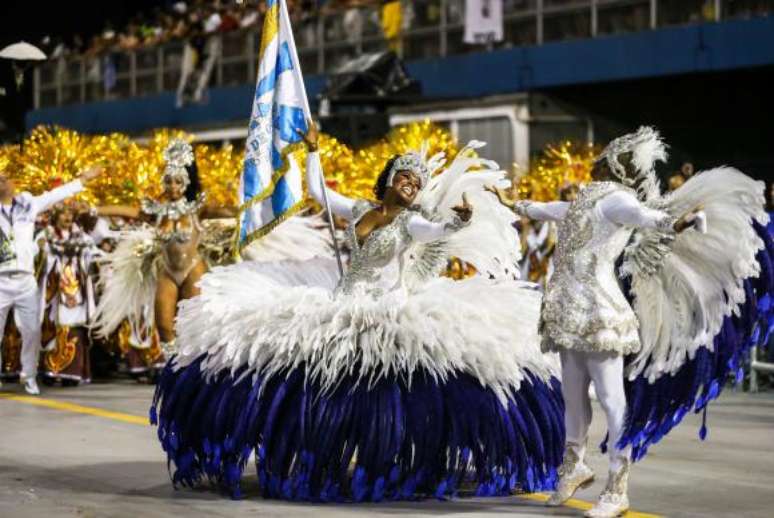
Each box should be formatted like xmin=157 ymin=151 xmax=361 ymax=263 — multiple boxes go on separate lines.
xmin=92 ymin=139 xmax=236 ymax=357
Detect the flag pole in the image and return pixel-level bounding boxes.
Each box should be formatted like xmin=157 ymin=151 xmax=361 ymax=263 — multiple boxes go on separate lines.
xmin=280 ymin=0 xmax=344 ymax=278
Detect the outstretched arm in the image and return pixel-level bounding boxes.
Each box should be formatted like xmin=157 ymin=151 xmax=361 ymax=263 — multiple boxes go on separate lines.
xmin=96 ymin=205 xmax=142 ymax=219
xmin=599 ymin=191 xmax=676 ymax=230
xmin=599 ymin=191 xmax=703 ymax=233
xmin=485 ymin=185 xmax=569 ymax=221
xmin=407 ymin=194 xmax=473 ymax=243
xmin=31 ymin=166 xmax=104 ymax=214
xmin=302 ymin=121 xmax=356 ymax=220
xmin=516 ymin=201 xmax=570 ymax=222
xmin=200 ymin=205 xmax=238 ymax=219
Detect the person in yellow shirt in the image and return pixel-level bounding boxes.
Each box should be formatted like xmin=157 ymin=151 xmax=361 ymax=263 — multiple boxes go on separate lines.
xmin=381 ymin=0 xmax=402 ymax=54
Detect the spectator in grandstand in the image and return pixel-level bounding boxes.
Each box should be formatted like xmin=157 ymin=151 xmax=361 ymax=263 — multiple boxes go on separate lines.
xmin=193 ymin=6 xmax=223 ymax=102
xmin=118 ymin=21 xmax=142 ymax=51
xmin=175 ymin=4 xmax=223 ymax=108
xmin=218 ymin=5 xmax=241 ymax=33
xmin=681 ymin=161 xmax=695 ymax=179
xmin=239 ymin=2 xmax=261 ymax=29
xmin=295 ymin=0 xmax=319 ymax=48
xmin=342 ymin=2 xmax=366 ymax=45
xmin=381 ymin=0 xmax=403 ymax=54
xmin=668 ymin=172 xmax=686 ymax=192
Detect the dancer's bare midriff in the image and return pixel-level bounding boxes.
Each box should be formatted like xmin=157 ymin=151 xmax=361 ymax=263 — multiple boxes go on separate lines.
xmin=158 ymin=214 xmax=202 ymax=286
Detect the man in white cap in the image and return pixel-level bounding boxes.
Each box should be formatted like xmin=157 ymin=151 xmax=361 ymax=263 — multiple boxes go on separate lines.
xmin=0 ymin=163 xmax=102 ymax=395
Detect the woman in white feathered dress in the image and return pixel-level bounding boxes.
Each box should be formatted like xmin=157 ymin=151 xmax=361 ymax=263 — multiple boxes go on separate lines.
xmin=151 ymin=124 xmax=564 ymax=501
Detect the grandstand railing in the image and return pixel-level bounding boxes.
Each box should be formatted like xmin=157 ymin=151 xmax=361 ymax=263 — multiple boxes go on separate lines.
xmin=32 ymin=0 xmax=771 ymax=109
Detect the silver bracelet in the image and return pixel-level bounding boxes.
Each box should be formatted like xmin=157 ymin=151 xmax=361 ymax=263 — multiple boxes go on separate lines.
xmin=656 ymin=214 xmax=679 ymax=233
xmin=444 ymin=214 xmax=471 ymax=232
xmin=512 ymin=201 xmax=531 ymax=217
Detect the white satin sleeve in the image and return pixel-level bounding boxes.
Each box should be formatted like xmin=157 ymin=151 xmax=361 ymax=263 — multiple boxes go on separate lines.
xmin=514 ymin=201 xmax=570 ymax=221
xmin=306 ymin=151 xmax=356 ymax=220
xmin=31 ymin=180 xmax=84 ymax=215
xmin=407 ymin=213 xmax=468 ymax=243
xmin=598 ymin=190 xmax=676 ymax=230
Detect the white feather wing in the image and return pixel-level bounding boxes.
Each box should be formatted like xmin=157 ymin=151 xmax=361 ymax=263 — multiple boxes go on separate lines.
xmin=405 ymin=147 xmax=521 ymax=288
xmin=92 ymin=227 xmax=159 ymax=338
xmin=625 ymin=167 xmax=768 ymax=382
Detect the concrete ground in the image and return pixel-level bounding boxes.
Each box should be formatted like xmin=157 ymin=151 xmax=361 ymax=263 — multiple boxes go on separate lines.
xmin=0 ymin=381 xmax=772 ymax=518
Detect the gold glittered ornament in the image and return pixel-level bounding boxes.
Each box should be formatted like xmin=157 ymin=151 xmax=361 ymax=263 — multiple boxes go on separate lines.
xmin=2 ymin=124 xmax=595 ymax=209
xmin=517 ymin=141 xmax=599 ymax=202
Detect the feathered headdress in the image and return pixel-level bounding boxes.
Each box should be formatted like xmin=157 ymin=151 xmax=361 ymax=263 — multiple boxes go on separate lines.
xmin=162 ymin=139 xmax=195 ymax=188
xmin=596 ymin=126 xmax=668 ymax=200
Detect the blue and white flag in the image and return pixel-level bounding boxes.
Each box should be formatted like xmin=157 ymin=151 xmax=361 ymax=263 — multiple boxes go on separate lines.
xmin=236 ymin=0 xmax=311 ymax=252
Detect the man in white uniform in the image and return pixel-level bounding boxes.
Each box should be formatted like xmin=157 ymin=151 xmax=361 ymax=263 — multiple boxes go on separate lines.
xmin=0 ymin=165 xmax=102 ymax=395
xmin=489 ymin=129 xmax=703 ymax=517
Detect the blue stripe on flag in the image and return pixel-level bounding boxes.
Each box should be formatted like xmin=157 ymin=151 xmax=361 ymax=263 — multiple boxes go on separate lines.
xmin=271 ymin=145 xmax=282 ymax=171
xmin=277 ymin=42 xmax=294 ymax=75
xmin=240 ymin=209 xmax=253 ymax=240
xmin=256 ymin=72 xmax=277 ymax=98
xmin=257 ymin=102 xmax=271 ymax=117
xmin=243 ymin=157 xmax=259 ymax=199
xmin=271 ymin=175 xmax=295 ymax=215
xmin=274 ymin=104 xmax=307 ymax=143
xmin=255 ymin=44 xmax=294 ymax=103
xmin=266 ymin=0 xmax=277 ymax=8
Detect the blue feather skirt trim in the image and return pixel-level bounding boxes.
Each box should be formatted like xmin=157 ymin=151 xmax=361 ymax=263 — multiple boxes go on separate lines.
xmin=617 ymin=221 xmax=774 ymax=459
xmin=151 ymin=358 xmax=564 ymax=501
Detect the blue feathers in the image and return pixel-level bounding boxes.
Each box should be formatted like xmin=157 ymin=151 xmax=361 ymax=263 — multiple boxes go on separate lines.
xmin=151 ymin=358 xmax=563 ymax=501
xmin=618 ymin=222 xmax=774 ymax=459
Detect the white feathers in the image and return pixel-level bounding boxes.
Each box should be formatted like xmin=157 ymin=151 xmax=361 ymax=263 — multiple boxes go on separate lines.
xmin=91 ymin=227 xmax=159 ymax=341
xmin=174 ymin=258 xmax=553 ymax=402
xmin=240 ymin=213 xmax=338 ymax=263
xmin=629 ymin=127 xmax=668 ymax=179
xmin=625 ymin=167 xmax=768 ymax=382
xmin=600 ymin=126 xmax=668 ymax=201
xmin=412 ymin=141 xmax=522 ymax=281
xmin=173 ymin=140 xmax=549 ymax=402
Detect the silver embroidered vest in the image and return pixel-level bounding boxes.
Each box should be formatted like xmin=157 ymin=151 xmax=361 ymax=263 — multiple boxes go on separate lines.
xmin=541 ymin=182 xmax=641 ymax=355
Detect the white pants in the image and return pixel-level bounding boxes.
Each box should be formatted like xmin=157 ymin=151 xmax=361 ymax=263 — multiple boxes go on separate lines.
xmin=193 ymin=36 xmax=221 ymax=103
xmin=0 ymin=274 xmax=42 ymax=378
xmin=560 ymin=349 xmax=630 ymax=471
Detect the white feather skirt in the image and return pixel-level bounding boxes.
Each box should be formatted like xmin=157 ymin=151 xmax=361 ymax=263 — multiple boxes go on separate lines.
xmin=174 ymin=258 xmax=554 ymax=402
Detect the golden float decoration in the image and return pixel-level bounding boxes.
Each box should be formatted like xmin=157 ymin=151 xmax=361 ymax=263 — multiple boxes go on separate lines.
xmin=2 ymin=123 xmax=595 ymax=206
xmin=516 ymin=140 xmax=598 ymax=202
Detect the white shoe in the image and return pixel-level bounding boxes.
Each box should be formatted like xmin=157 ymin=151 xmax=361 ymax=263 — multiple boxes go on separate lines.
xmin=584 ymin=459 xmax=630 ymax=518
xmin=547 ymin=442 xmax=595 ymax=507
xmin=23 ymin=377 xmax=40 ymax=396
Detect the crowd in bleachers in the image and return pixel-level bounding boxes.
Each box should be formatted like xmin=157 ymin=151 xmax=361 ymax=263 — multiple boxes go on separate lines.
xmin=34 ymin=1 xmax=773 ymax=108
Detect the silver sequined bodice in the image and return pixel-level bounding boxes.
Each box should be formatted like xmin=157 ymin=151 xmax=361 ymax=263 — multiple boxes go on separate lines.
xmin=542 ymin=182 xmax=641 ymax=355
xmin=337 ymin=201 xmax=414 ymax=297
xmin=141 ymin=196 xmax=204 ymax=244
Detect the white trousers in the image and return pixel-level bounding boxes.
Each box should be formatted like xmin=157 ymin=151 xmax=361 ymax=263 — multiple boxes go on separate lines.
xmin=0 ymin=274 xmax=42 ymax=378
xmin=560 ymin=349 xmax=630 ymax=471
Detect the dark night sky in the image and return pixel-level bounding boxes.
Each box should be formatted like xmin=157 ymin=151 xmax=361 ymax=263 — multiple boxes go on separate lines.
xmin=0 ymin=1 xmax=166 ymax=140
xmin=0 ymin=0 xmax=166 ymax=49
